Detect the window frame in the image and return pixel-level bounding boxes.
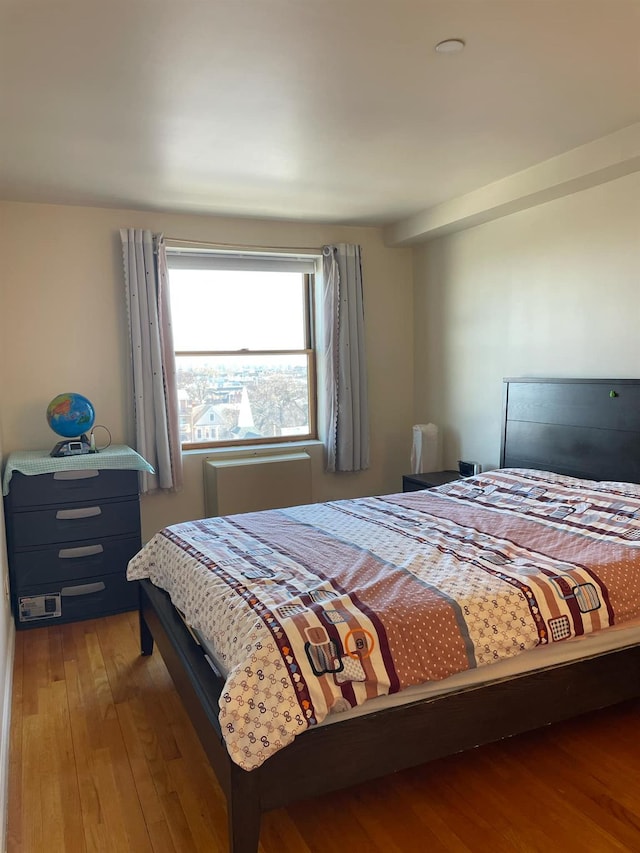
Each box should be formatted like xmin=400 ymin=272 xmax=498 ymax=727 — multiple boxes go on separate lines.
xmin=166 ymin=248 xmax=318 ymax=451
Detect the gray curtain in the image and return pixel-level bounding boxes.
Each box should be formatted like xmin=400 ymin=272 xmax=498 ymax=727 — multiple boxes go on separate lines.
xmin=120 ymin=229 xmax=183 ymax=493
xmin=320 ymin=244 xmax=370 ymax=472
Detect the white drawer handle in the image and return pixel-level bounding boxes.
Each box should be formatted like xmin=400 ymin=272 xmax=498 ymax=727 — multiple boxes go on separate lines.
xmin=53 ymin=470 xmax=100 ymax=481
xmin=58 ymin=544 xmax=104 ymax=559
xmin=55 ymin=507 xmax=102 ymax=520
xmin=61 ymin=582 xmax=106 ymax=597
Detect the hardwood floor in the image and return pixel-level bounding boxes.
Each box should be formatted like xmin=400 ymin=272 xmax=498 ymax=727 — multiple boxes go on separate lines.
xmin=7 ymin=611 xmax=640 ymax=852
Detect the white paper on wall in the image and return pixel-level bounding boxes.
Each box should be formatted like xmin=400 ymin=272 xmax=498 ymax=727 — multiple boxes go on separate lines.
xmin=411 ymin=423 xmax=441 ymax=474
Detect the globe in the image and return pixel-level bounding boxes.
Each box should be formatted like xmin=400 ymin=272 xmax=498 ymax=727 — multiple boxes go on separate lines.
xmin=46 ymin=393 xmax=96 ymax=438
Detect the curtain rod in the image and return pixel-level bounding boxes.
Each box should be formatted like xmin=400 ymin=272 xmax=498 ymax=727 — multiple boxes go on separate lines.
xmin=165 ymin=237 xmax=322 ymax=254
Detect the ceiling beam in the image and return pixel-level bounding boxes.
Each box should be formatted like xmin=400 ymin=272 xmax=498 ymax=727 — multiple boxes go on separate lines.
xmin=384 ymin=123 xmax=640 ymax=246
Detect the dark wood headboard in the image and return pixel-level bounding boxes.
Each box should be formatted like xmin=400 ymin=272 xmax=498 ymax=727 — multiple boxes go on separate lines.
xmin=500 ymin=378 xmax=640 ymax=484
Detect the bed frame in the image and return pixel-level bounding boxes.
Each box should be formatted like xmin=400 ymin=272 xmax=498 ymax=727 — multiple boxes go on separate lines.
xmin=138 ymin=377 xmax=640 ymax=853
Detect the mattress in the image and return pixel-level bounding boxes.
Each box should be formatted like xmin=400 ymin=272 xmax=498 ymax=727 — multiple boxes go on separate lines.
xmin=191 ymin=615 xmax=640 ymax=725
xmin=128 ymin=468 xmax=640 ymax=769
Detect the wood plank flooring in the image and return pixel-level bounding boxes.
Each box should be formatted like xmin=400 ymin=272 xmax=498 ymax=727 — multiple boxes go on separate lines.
xmin=7 ymin=611 xmax=640 ymax=852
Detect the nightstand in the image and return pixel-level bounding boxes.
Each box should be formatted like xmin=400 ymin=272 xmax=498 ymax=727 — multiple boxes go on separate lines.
xmin=402 ymin=470 xmax=460 ymax=492
xmin=3 ymin=446 xmax=153 ymax=629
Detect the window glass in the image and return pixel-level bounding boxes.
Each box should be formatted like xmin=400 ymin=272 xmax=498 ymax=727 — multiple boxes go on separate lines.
xmin=166 ymin=251 xmax=316 ymax=448
xmin=175 ymin=354 xmax=310 ymax=444
xmin=169 ymin=269 xmax=306 ymax=351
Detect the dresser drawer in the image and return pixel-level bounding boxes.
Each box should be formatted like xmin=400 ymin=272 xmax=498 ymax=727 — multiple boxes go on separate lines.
xmin=15 ymin=571 xmax=139 ymax=627
xmin=8 ymin=498 xmax=141 ymax=547
xmin=9 ymin=535 xmax=141 ymax=588
xmin=5 ymin=469 xmax=139 ymax=510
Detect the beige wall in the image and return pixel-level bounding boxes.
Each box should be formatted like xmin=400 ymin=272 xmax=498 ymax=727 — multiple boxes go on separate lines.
xmin=0 ymin=202 xmax=414 ymax=540
xmin=413 ymin=172 xmax=640 ymax=472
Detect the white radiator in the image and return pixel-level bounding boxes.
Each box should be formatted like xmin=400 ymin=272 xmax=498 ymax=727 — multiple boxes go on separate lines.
xmin=204 ymin=451 xmax=312 ymax=517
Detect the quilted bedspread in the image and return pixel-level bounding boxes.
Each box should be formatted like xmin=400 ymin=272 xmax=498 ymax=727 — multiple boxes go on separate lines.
xmin=127 ymin=468 xmax=640 ymax=770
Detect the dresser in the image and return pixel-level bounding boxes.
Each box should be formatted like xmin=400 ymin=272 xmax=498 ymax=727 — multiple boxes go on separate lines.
xmin=3 ymin=446 xmax=153 ymax=629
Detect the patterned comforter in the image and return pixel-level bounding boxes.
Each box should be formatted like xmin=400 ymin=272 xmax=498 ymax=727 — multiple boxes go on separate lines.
xmin=127 ymin=468 xmax=640 ymax=770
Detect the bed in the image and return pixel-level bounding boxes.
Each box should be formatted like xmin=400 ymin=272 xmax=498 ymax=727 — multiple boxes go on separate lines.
xmin=130 ymin=378 xmax=640 ymax=852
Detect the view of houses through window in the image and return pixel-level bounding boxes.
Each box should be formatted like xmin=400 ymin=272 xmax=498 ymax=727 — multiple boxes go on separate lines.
xmin=166 ymin=250 xmax=316 ymax=447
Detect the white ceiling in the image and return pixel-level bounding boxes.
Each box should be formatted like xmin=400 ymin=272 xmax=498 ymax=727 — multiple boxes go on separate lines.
xmin=1 ymin=0 xmax=638 ymax=227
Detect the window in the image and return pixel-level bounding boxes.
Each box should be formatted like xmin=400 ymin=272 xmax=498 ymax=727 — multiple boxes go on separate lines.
xmin=166 ymin=248 xmax=318 ymax=448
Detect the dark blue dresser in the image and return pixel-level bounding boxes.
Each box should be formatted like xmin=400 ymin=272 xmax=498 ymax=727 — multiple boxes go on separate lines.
xmin=3 ymin=451 xmax=147 ymax=629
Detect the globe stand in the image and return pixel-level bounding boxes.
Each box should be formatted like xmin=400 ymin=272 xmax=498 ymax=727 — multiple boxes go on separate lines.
xmin=50 ymin=433 xmax=92 ymax=458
